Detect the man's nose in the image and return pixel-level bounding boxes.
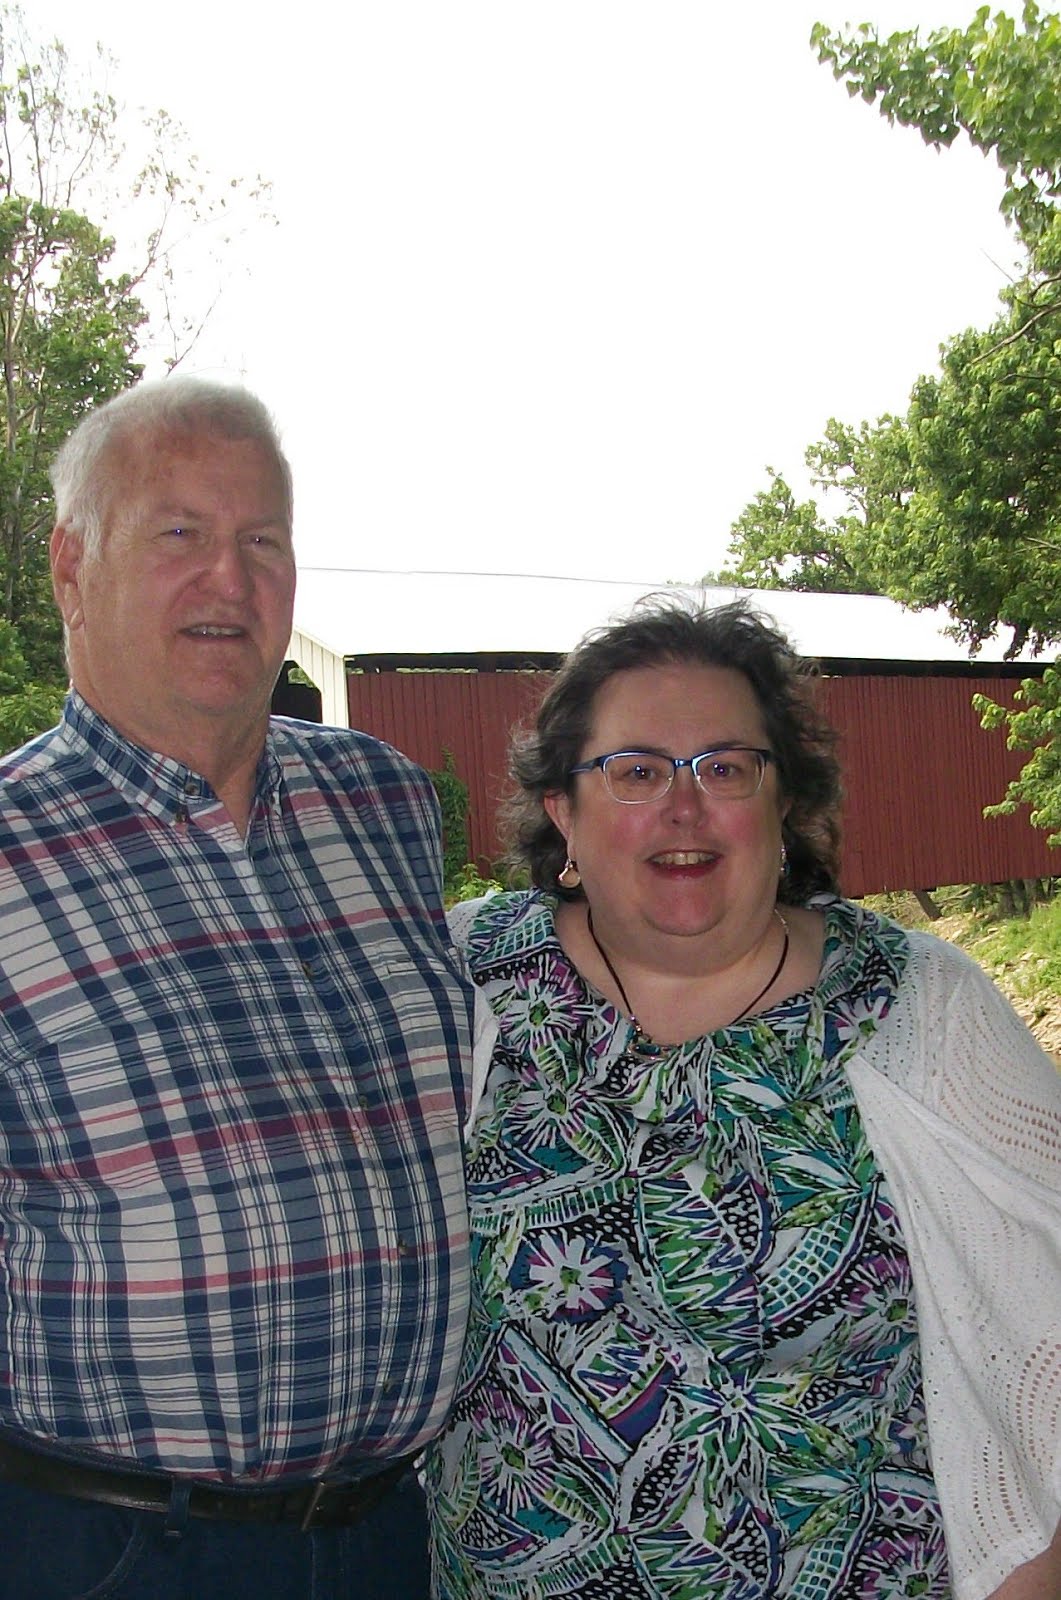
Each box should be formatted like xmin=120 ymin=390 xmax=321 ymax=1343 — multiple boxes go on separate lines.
xmin=205 ymin=537 xmax=254 ymax=597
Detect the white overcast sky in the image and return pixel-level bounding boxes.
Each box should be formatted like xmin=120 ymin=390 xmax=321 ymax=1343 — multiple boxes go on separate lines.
xmin=41 ymin=0 xmax=1021 ymax=584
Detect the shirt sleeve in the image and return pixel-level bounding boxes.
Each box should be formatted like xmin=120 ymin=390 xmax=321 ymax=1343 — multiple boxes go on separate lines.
xmin=847 ymin=932 xmax=1061 ymax=1600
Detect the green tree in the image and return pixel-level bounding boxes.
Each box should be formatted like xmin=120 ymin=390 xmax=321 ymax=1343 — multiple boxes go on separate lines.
xmin=719 ymin=417 xmax=912 ymax=597
xmin=722 ymin=467 xmax=862 ymax=594
xmin=0 ymin=7 xmax=268 ymax=746
xmin=0 ymin=618 xmax=63 ymax=748
xmin=812 ymin=2 xmax=1061 ymax=243
xmin=725 ymin=249 xmax=1061 ymax=652
xmin=886 ymin=299 xmax=1061 ymax=656
xmin=976 ymin=664 xmax=1061 ymax=842
xmin=722 ymin=6 xmax=1061 ymax=847
xmin=0 ymin=196 xmax=144 ymax=681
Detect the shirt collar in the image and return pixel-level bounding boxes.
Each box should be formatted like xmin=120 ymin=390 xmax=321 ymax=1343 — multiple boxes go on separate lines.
xmin=58 ymin=691 xmax=283 ymax=824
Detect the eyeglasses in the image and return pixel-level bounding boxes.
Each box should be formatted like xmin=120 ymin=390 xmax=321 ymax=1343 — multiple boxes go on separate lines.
xmin=568 ymin=746 xmax=775 ymax=804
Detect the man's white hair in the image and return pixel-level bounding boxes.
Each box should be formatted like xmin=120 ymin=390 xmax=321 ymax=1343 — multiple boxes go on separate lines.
xmin=49 ymin=376 xmax=294 ymax=558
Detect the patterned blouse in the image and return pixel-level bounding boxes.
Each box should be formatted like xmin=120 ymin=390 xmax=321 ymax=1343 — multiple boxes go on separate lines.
xmin=427 ymin=890 xmax=952 ymax=1600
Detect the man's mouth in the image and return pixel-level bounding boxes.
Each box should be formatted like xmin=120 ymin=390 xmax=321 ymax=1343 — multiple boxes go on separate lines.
xmin=183 ymin=625 xmax=246 ymax=638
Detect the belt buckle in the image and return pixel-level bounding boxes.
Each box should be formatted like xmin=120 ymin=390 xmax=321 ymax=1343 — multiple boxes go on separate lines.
xmin=299 ymin=1478 xmax=328 ymax=1532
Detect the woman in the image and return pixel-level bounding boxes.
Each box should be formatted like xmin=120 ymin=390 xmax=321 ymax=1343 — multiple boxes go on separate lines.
xmin=427 ymin=597 xmax=1061 ymax=1600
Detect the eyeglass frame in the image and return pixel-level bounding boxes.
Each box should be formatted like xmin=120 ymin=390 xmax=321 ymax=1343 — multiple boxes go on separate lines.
xmin=567 ymin=744 xmax=776 ymax=803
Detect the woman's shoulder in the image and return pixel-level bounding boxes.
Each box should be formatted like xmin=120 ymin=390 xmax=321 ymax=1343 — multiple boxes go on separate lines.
xmin=855 ymin=919 xmax=1061 ymax=1183
xmin=806 ymin=893 xmax=911 ymax=1006
xmin=900 ymin=922 xmax=1050 ymax=1037
xmin=446 ymin=892 xmax=501 ymax=951
xmin=842 ymin=903 xmax=1045 ymax=1072
xmin=446 ymin=888 xmax=552 ymax=961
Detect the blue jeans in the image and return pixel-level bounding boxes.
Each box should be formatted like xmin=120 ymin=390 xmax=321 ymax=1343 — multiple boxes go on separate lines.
xmin=0 ymin=1471 xmax=430 ymax=1599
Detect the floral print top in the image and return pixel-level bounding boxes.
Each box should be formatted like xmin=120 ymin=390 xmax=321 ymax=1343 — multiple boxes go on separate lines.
xmin=426 ymin=892 xmax=951 ymax=1600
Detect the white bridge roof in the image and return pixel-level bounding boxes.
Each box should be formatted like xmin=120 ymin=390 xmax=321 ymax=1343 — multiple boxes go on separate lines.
xmin=291 ymin=566 xmax=1048 ymax=668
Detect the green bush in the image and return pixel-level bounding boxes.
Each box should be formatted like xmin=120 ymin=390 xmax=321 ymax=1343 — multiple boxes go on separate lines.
xmin=447 ymin=862 xmax=503 ymax=906
xmin=428 ymin=750 xmax=471 ymax=898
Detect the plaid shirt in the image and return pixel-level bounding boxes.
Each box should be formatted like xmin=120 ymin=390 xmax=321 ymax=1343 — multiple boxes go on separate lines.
xmin=0 ymin=695 xmax=473 ymax=1481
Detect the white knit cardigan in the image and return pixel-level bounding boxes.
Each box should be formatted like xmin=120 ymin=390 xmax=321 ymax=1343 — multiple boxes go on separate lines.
xmin=452 ymin=899 xmax=1061 ymax=1600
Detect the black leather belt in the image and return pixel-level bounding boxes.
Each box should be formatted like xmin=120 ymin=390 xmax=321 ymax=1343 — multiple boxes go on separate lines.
xmin=0 ymin=1431 xmax=416 ymax=1530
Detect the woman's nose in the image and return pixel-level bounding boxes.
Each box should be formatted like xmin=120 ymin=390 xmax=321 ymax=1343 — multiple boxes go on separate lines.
xmin=661 ymin=763 xmax=709 ymax=819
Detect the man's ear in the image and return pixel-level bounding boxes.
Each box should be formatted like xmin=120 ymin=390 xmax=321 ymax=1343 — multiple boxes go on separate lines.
xmin=50 ymin=524 xmax=86 ymax=632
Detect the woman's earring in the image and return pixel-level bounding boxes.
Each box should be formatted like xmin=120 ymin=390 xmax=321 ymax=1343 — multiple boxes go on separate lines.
xmin=558 ymin=857 xmax=582 ymax=890
xmin=779 ymin=841 xmax=788 ymax=877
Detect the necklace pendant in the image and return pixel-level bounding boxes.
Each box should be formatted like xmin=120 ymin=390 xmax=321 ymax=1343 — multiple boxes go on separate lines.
xmin=626 ymin=1019 xmax=664 ymax=1059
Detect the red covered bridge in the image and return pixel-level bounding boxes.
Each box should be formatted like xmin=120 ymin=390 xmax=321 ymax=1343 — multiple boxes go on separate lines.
xmin=283 ymin=572 xmax=1057 ymax=898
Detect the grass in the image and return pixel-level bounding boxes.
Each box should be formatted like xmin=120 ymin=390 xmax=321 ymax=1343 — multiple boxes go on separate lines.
xmin=951 ymin=897 xmax=1061 ymax=1014
xmin=865 ymin=883 xmax=1061 ymax=1049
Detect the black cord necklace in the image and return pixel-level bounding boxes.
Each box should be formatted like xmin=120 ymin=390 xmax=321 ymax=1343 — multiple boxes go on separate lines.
xmin=585 ymin=906 xmax=790 ymax=1048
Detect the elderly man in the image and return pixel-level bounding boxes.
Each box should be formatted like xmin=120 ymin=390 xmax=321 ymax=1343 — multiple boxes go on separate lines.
xmin=0 ymin=378 xmax=472 ymax=1598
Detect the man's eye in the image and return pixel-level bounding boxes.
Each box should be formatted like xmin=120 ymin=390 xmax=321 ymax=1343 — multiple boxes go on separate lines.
xmin=245 ymin=531 xmax=289 ymax=552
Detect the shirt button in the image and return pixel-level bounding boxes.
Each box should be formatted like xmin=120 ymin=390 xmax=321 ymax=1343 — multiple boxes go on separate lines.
xmin=397 ymin=1239 xmax=412 ymax=1257
xmin=183 ymin=779 xmax=198 ymax=796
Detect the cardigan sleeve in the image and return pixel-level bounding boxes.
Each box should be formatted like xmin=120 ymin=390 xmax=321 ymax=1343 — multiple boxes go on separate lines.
xmin=847 ymin=930 xmax=1061 ymax=1600
xmin=446 ymin=895 xmax=500 ymax=1136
